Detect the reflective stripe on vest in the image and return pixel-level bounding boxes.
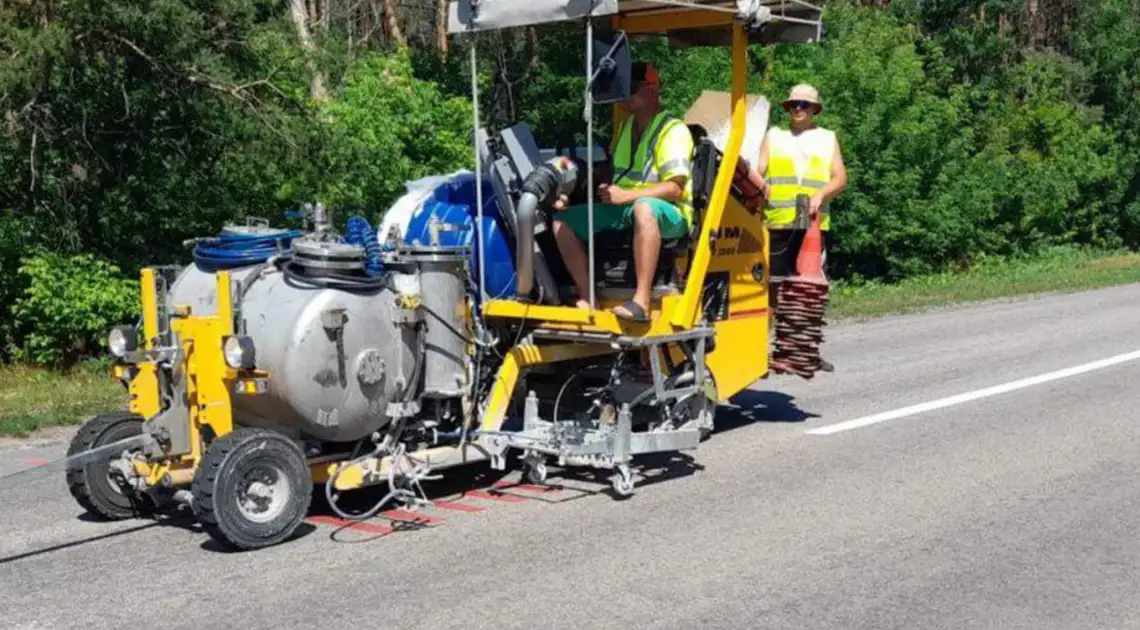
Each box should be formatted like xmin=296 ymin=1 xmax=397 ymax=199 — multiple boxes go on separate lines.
xmin=766 ymin=127 xmax=835 ymax=231
xmin=612 ymin=112 xmax=694 ymax=225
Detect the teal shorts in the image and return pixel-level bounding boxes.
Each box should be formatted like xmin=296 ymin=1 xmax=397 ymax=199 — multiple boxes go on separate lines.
xmin=555 ymin=198 xmax=690 ymax=241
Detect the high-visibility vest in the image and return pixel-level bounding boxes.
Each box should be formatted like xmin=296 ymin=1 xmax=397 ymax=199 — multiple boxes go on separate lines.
xmin=612 ymin=112 xmax=695 ymax=227
xmin=765 ymin=126 xmax=836 ymax=231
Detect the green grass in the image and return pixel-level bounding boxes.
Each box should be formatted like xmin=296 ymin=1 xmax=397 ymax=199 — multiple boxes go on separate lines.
xmin=0 ymin=360 xmax=127 ymax=438
xmin=829 ymin=246 xmax=1140 ymax=320
xmin=2 ymin=246 xmax=1140 ymax=437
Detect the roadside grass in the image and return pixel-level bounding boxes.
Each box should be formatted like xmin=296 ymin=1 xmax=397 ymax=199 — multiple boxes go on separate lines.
xmin=829 ymin=246 xmax=1140 ymax=320
xmin=0 ymin=360 xmax=126 ymax=438
xmin=2 ymin=246 xmax=1139 ymax=437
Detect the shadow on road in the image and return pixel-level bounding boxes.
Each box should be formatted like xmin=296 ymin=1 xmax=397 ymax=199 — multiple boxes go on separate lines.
xmin=713 ymin=390 xmax=820 ymax=432
xmin=199 ymin=522 xmax=319 ymax=553
xmin=0 ymin=510 xmax=200 ymax=565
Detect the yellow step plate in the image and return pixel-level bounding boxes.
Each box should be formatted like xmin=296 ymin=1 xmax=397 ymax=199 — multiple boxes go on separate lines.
xmin=482 ymin=296 xmax=689 ymax=338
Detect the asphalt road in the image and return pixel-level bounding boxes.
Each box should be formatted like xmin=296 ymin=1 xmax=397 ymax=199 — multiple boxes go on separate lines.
xmin=3 ymin=283 xmax=1140 ymax=629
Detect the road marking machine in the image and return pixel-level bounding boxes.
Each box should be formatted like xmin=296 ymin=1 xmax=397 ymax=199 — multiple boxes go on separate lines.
xmin=47 ymin=0 xmax=827 ymax=550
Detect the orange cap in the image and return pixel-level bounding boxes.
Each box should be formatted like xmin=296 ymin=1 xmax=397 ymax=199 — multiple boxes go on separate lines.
xmin=633 ymin=62 xmax=660 ymax=87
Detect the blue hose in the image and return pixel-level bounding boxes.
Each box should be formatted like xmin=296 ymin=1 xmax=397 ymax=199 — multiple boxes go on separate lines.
xmin=342 ymin=216 xmax=384 ymax=277
xmin=192 ymin=229 xmax=303 ymax=271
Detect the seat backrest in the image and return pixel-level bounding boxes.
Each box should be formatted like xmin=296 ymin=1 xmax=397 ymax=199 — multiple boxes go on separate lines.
xmin=688 ymin=124 xmax=709 ymax=145
xmin=688 ymin=137 xmax=721 ymax=239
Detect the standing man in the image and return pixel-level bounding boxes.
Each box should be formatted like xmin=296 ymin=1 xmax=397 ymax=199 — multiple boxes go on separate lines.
xmin=749 ymin=84 xmax=847 ymax=371
xmin=552 ymin=61 xmax=694 ymax=323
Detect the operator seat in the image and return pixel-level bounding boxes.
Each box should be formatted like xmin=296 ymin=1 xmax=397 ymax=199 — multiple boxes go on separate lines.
xmin=586 ymin=124 xmax=716 ymax=295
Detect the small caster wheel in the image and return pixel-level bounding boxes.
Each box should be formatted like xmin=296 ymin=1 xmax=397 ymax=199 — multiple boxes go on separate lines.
xmin=525 ymin=459 xmax=548 ymax=485
xmin=192 ymin=428 xmax=312 ymax=551
xmin=610 ymin=465 xmax=635 ymax=498
xmin=66 ymin=412 xmax=155 ymax=520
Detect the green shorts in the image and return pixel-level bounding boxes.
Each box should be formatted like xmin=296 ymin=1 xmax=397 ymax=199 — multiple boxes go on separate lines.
xmin=555 ymin=198 xmax=690 ymax=241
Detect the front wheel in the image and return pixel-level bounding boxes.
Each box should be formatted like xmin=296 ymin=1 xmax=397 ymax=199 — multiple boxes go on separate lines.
xmin=66 ymin=412 xmax=154 ymax=520
xmin=192 ymin=428 xmax=313 ymax=551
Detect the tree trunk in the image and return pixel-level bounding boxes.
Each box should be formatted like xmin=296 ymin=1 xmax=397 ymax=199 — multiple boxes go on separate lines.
xmin=437 ymin=0 xmax=449 ymax=54
xmin=289 ymin=0 xmax=329 ymax=101
xmin=382 ymin=0 xmax=407 ymax=48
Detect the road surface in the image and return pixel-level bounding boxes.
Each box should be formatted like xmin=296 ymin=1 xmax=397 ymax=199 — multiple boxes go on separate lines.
xmin=3 ymin=284 xmax=1140 ymax=629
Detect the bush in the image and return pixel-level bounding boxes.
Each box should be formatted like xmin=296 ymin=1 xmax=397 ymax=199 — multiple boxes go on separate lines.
xmin=281 ymin=51 xmax=475 ymax=216
xmin=9 ymin=253 xmax=140 ymax=368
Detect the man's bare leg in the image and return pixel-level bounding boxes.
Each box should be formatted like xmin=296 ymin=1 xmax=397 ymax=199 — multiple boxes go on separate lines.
xmin=553 ymin=220 xmax=592 ymax=309
xmin=629 ymin=201 xmax=660 ymax=314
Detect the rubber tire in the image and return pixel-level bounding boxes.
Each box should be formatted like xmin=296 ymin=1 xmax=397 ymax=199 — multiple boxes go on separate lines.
xmin=192 ymin=428 xmax=312 ymax=551
xmin=65 ymin=411 xmax=153 ymax=520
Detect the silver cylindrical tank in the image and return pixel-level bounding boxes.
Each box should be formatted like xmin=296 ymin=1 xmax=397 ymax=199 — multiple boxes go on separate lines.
xmin=383 ymin=245 xmax=470 ymax=399
xmin=164 ymin=240 xmax=472 ymax=443
xmin=166 ymin=262 xmax=412 ymax=443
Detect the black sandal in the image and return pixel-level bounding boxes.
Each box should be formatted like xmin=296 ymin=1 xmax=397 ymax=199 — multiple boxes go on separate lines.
xmin=613 ymin=300 xmax=649 ymax=323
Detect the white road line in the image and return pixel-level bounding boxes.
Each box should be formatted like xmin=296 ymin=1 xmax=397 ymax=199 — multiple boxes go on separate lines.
xmin=805 ymin=349 xmax=1140 ymax=436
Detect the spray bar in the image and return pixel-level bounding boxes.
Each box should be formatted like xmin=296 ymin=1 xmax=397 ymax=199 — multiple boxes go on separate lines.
xmin=0 ymin=433 xmax=156 ymax=493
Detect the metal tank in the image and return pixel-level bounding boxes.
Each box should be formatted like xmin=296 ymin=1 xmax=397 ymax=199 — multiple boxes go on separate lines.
xmin=165 ymin=226 xmax=472 ymax=444
xmin=382 ymin=242 xmax=470 ymax=399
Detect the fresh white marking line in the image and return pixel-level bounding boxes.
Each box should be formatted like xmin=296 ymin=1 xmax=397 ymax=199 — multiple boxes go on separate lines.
xmin=806 ymin=349 xmax=1140 ymax=436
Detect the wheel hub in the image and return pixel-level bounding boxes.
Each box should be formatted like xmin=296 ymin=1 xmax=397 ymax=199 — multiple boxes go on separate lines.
xmin=237 ymin=464 xmax=291 ymax=524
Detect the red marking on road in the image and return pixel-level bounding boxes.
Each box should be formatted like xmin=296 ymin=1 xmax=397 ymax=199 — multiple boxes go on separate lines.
xmin=465 ymin=489 xmax=528 ymax=503
xmin=381 ymin=509 xmax=444 ymax=526
xmin=492 ymin=480 xmax=558 ymax=494
xmin=24 ymin=458 xmax=49 ymax=467
xmin=729 ymin=308 xmax=769 ymax=320
xmin=306 ymin=515 xmax=393 ymax=536
xmin=431 ymin=500 xmax=485 ymax=513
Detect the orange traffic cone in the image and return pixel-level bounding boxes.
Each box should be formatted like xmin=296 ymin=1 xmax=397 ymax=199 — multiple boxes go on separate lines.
xmin=770 ymin=196 xmax=830 ymax=379
xmin=795 ymin=205 xmax=827 ymax=282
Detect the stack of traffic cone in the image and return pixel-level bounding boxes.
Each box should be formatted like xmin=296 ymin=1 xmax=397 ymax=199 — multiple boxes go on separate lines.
xmin=770 ymin=197 xmax=829 ymax=379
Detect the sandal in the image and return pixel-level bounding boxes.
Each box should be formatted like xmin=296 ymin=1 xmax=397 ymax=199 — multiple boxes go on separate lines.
xmin=613 ymin=300 xmax=649 ymax=323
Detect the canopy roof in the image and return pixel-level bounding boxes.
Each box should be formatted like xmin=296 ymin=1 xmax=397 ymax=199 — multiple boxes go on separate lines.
xmin=448 ymin=0 xmax=824 ymax=46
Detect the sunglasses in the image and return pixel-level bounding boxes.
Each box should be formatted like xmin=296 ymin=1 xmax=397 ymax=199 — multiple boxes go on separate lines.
xmin=785 ymin=100 xmax=815 ymax=111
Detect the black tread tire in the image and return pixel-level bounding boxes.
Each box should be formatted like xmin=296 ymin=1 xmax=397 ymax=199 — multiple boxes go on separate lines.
xmin=192 ymin=428 xmax=312 ymax=551
xmin=65 ymin=411 xmax=153 ymax=520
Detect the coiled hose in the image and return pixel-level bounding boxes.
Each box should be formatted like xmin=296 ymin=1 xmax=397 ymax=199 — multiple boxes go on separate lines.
xmin=342 ymin=216 xmax=384 ymax=277
xmin=192 ymin=229 xmax=303 ymax=271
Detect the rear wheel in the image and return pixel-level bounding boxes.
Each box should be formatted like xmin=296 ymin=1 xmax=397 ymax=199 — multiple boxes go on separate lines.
xmin=66 ymin=412 xmax=153 ymax=520
xmin=192 ymin=428 xmax=312 ymax=551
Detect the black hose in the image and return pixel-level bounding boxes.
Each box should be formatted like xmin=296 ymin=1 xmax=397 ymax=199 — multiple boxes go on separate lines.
xmin=277 ymin=256 xmax=391 ymax=293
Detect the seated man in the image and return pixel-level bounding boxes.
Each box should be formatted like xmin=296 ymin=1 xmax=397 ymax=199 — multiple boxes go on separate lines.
xmin=551 ymin=62 xmax=694 ymax=322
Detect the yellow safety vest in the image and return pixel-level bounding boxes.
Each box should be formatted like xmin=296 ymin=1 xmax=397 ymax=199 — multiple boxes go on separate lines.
xmin=612 ymin=112 xmax=695 ymax=227
xmin=765 ymin=126 xmax=836 ymax=231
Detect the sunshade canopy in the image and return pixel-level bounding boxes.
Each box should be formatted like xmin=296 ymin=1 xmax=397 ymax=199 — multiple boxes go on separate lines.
xmin=447 ymin=0 xmax=824 ymax=46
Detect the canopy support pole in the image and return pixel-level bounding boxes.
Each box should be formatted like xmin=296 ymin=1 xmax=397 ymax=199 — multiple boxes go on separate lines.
xmin=470 ymin=38 xmax=486 ymax=302
xmin=585 ymin=17 xmax=597 ymax=311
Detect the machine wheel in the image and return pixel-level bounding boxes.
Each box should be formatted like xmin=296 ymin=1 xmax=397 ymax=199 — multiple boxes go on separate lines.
xmin=695 ymin=370 xmax=718 ymax=442
xmin=66 ymin=412 xmax=153 ymax=520
xmin=524 ymin=458 xmax=548 ymax=485
xmin=192 ymin=428 xmax=312 ymax=551
xmin=611 ymin=465 xmax=635 ymax=498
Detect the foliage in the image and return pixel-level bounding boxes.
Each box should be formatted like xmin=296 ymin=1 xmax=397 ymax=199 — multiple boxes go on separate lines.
xmin=283 ymin=52 xmax=474 ymax=216
xmin=3 ymin=0 xmax=1140 ymax=368
xmin=9 ymin=254 xmax=140 ymax=368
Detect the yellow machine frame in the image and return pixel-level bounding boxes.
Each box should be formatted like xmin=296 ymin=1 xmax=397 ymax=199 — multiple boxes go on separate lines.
xmin=480 ymin=17 xmax=771 ymax=403
xmin=117 ymin=8 xmax=777 ymax=495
